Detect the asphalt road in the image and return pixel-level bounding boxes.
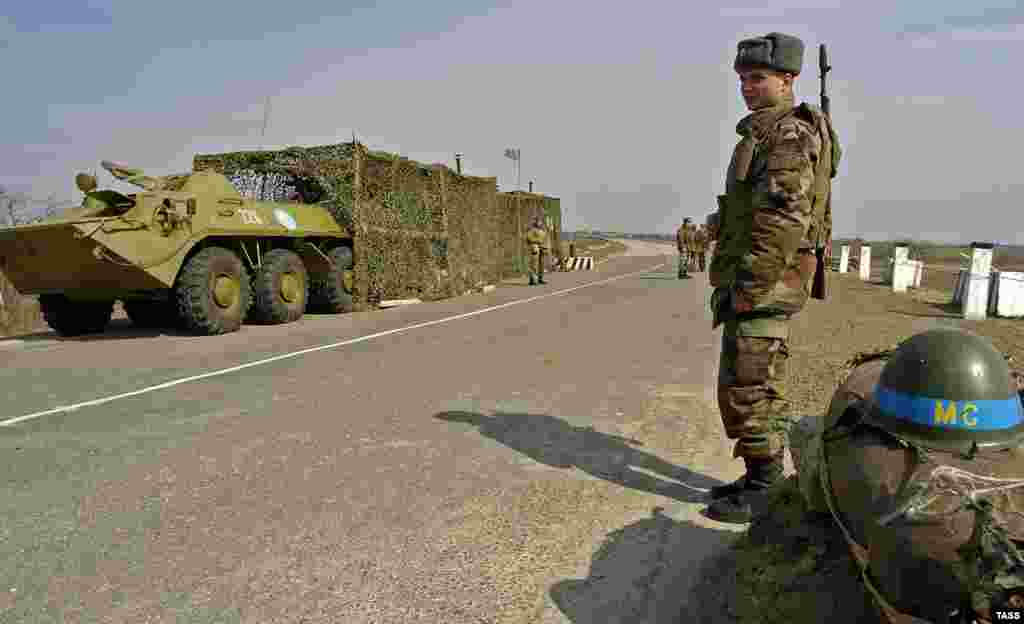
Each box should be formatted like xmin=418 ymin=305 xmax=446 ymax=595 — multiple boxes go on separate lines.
xmin=1 ymin=240 xmax=745 ymax=624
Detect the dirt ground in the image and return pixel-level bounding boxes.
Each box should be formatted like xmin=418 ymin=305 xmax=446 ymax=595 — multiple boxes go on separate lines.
xmin=686 ymin=267 xmax=1024 ymax=623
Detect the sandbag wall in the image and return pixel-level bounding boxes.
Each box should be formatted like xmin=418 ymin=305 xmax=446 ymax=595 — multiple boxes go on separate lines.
xmin=193 ymin=142 xmax=558 ymax=310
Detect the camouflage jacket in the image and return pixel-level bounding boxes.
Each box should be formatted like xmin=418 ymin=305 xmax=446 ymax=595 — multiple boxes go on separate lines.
xmin=526 ymin=226 xmax=549 ymax=252
xmin=676 ymin=224 xmax=696 ymax=252
xmin=710 ymin=96 xmax=837 ymax=336
xmin=693 ymin=227 xmax=708 ymax=252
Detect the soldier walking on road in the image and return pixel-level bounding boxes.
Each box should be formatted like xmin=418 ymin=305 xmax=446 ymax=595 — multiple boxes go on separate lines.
xmin=525 ymin=215 xmax=549 ymax=286
xmin=704 ymin=32 xmax=841 ymax=523
xmin=676 ymin=218 xmax=695 ymax=279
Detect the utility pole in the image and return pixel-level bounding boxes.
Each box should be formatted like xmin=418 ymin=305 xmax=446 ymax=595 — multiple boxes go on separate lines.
xmin=258 ymin=95 xmax=272 ymax=150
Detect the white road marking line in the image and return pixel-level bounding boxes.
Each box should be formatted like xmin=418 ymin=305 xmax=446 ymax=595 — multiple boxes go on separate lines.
xmin=629 ymin=466 xmax=710 ymax=493
xmin=2 ymin=262 xmax=666 ymax=427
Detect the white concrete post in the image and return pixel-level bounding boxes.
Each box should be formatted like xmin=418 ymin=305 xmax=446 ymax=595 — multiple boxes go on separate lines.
xmin=889 ymin=245 xmax=907 ymax=284
xmin=891 ymin=245 xmax=911 ymax=292
xmin=912 ymin=260 xmax=924 ymax=288
xmin=963 ymin=242 xmax=994 ymax=320
xmin=995 ymin=272 xmax=1024 ymax=317
xmin=838 ymin=245 xmax=850 ymax=273
xmin=859 ymin=245 xmax=872 ymax=281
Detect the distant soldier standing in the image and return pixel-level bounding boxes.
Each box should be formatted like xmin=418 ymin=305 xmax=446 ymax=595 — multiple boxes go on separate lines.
xmin=693 ymin=224 xmax=708 ymax=272
xmin=525 ymin=215 xmax=549 ymax=285
xmin=675 ymin=217 xmax=695 ymax=279
xmin=705 ymin=32 xmax=841 ymax=523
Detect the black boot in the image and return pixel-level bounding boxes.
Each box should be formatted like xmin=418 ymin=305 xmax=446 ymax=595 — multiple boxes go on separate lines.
xmin=708 ymin=475 xmax=747 ymax=499
xmin=704 ymin=457 xmax=784 ymax=524
xmin=709 ymin=457 xmax=784 ymax=498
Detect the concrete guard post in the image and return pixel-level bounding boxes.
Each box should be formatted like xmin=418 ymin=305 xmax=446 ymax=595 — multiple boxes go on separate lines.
xmin=994 ymin=272 xmax=1024 ymax=317
xmin=891 ymin=245 xmax=911 ymax=292
xmin=963 ymin=242 xmax=994 ymax=321
xmin=859 ymin=245 xmax=872 ymax=281
xmin=838 ymin=245 xmax=850 ymax=273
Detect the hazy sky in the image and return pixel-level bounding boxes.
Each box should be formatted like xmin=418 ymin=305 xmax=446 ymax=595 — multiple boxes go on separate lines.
xmin=3 ymin=1 xmax=1023 ymax=243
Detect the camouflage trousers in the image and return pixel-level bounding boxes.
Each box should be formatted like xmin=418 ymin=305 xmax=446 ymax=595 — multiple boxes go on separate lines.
xmin=717 ymin=325 xmax=791 ymax=460
xmin=529 ymin=250 xmax=546 ymax=282
xmin=677 ymin=251 xmax=690 ymax=275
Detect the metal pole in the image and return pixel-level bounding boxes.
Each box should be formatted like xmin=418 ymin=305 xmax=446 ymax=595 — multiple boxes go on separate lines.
xmin=259 ymin=95 xmax=272 ymax=150
xmin=517 ymin=198 xmax=522 ymax=273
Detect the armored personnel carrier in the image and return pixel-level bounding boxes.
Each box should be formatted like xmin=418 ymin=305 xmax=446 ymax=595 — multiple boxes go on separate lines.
xmin=0 ymin=161 xmax=355 ymax=336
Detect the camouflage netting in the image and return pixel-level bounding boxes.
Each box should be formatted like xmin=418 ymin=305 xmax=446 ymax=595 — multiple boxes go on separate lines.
xmin=499 ymin=191 xmax=562 ymax=275
xmin=192 ymin=143 xmax=559 ymax=309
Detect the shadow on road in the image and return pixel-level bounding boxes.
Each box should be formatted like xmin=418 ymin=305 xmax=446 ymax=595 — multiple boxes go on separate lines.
xmin=549 ymin=506 xmax=739 ymax=623
xmin=434 ymin=411 xmax=722 ymax=503
xmin=2 ymin=318 xmax=200 ymax=342
xmin=5 ymin=311 xmax=374 ymax=343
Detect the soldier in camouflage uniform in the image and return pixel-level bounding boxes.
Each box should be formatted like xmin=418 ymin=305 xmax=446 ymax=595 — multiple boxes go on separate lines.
xmin=705 ymin=212 xmax=720 ymax=246
xmin=704 ymin=213 xmax=720 ymax=269
xmin=693 ymin=225 xmax=708 ymax=272
xmin=525 ymin=215 xmax=549 ymax=285
xmin=704 ymin=32 xmax=841 ymax=524
xmin=676 ymin=218 xmax=695 ymax=279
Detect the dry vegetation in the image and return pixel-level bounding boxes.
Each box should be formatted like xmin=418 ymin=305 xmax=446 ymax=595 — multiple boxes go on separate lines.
xmin=0 ymin=277 xmax=42 ymax=337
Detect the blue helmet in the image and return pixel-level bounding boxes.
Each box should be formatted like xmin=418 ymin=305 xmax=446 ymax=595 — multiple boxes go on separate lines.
xmin=865 ymin=328 xmax=1024 ymax=454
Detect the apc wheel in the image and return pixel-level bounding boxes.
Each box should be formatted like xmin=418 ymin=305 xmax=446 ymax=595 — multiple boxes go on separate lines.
xmin=123 ymin=300 xmax=178 ymax=329
xmin=39 ymin=294 xmax=114 ymax=336
xmin=250 ymin=248 xmax=308 ymax=324
xmin=174 ymin=246 xmax=251 ymax=335
xmin=309 ymin=245 xmax=354 ymax=313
